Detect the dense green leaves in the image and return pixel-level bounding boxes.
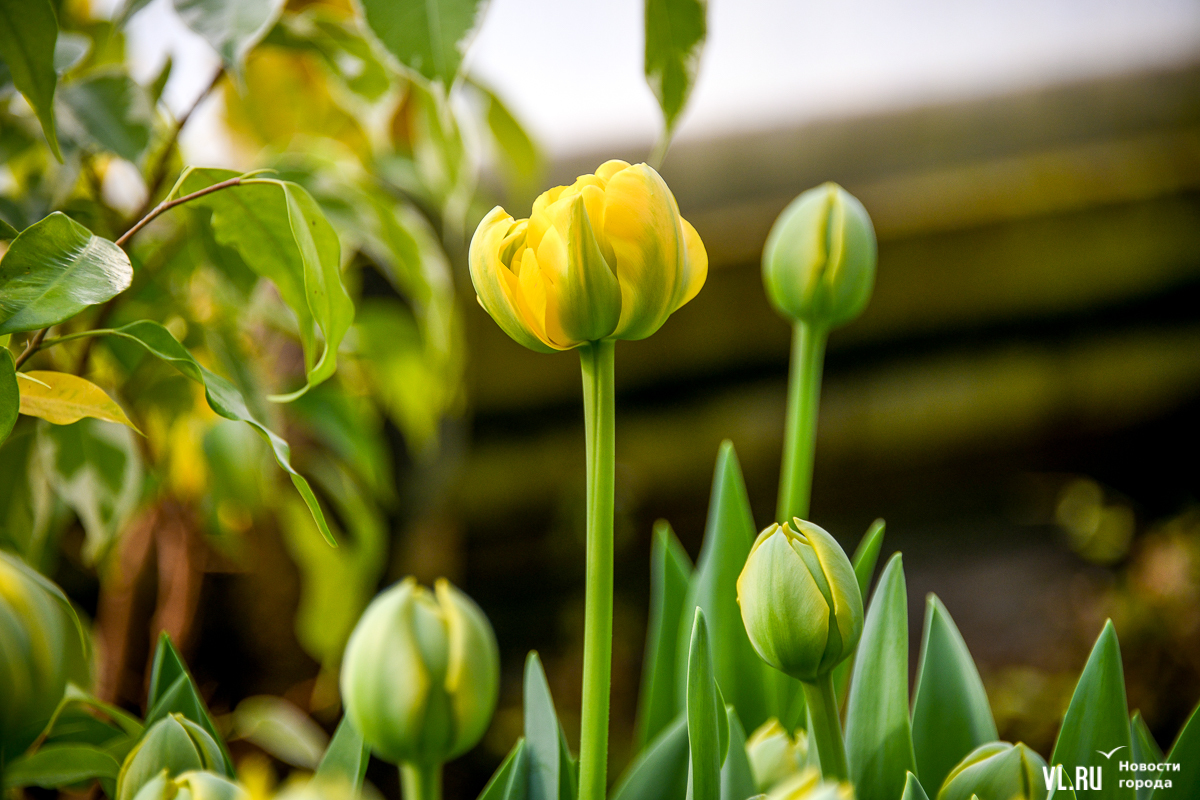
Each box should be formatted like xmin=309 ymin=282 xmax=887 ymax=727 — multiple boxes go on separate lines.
xmin=911 ymin=594 xmax=998 ymax=794
xmin=173 ymin=0 xmax=286 ymax=78
xmin=58 ymin=72 xmax=155 ymax=162
xmin=94 ymin=320 xmax=334 ymax=545
xmin=359 ymin=0 xmax=487 ymax=85
xmin=178 ymin=169 xmax=353 ymax=402
xmin=0 ymin=212 xmax=132 ymax=335
xmin=0 ymin=0 xmax=62 ymax=159
xmin=0 ymin=348 xmax=16 ymax=443
xmin=1049 ymin=621 xmax=1133 ymax=800
xmin=680 ymin=441 xmax=785 ymax=734
xmin=315 ymin=715 xmax=371 ymax=790
xmin=636 ymin=521 xmax=693 ymax=750
xmin=644 ymin=0 xmax=707 ymax=138
xmin=845 ymin=553 xmax=917 ymax=800
xmin=612 ymin=717 xmax=688 ymax=800
xmin=686 ymin=609 xmax=728 ymax=800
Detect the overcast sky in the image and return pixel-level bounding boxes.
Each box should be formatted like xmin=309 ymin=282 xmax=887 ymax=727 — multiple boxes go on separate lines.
xmin=115 ymin=0 xmax=1200 ymax=162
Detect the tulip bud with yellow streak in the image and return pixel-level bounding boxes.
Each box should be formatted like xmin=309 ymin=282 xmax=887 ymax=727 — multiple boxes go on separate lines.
xmin=469 ymin=160 xmax=707 ymax=351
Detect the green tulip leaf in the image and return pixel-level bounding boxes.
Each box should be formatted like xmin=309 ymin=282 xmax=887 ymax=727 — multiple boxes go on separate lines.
xmin=1130 ymin=712 xmax=1163 ymax=800
xmin=1 ymin=744 xmax=120 ymax=790
xmin=93 ymin=320 xmax=333 ymax=546
xmin=0 ymin=212 xmax=132 ymax=335
xmin=911 ymin=594 xmax=998 ymax=793
xmin=1049 ymin=620 xmax=1133 ymax=800
xmin=636 ymin=520 xmax=693 ymax=751
xmin=145 ymin=633 xmax=234 ymax=777
xmin=478 ymin=738 xmax=530 ymax=800
xmin=0 ymin=0 xmax=62 ymax=160
xmin=845 ymin=553 xmax=917 ymax=800
xmin=172 ymin=0 xmax=285 ymax=80
xmin=315 ymin=714 xmax=371 ymax=790
xmin=720 ymin=706 xmax=758 ymax=800
xmin=687 ymin=608 xmax=728 ymax=800
xmin=902 ymin=771 xmax=931 ymax=800
xmin=178 ymin=169 xmax=353 ymax=402
xmin=523 ymin=652 xmax=575 ymax=800
xmin=0 ymin=348 xmax=16 ymax=444
xmin=358 ymin=0 xmax=486 ymax=86
xmin=644 ymin=0 xmax=707 ymax=138
xmin=681 ymin=441 xmax=788 ymax=734
xmin=833 ymin=518 xmax=887 ymax=704
xmin=1151 ymin=701 xmax=1200 ymax=799
xmin=58 ymin=72 xmax=155 ymax=162
xmin=612 ymin=716 xmax=689 ymax=800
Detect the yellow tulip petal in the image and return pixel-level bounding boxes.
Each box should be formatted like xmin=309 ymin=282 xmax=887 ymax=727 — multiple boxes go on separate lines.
xmin=595 ymin=159 xmax=630 ymax=182
xmin=603 ymin=163 xmax=684 ymax=340
xmin=538 ymin=195 xmax=621 ymax=347
xmin=676 ymin=217 xmax=708 ymax=309
xmin=468 ymin=206 xmax=555 ymax=353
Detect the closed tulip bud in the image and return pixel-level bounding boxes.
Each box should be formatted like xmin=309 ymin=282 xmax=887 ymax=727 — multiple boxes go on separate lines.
xmin=116 ymin=715 xmax=227 ymax=800
xmin=737 ymin=520 xmax=863 ymax=682
xmin=937 ymin=742 xmax=1048 ymax=800
xmin=762 ymin=183 xmax=876 ymax=331
xmin=340 ymin=578 xmax=499 ymax=766
xmin=132 ymin=771 xmax=248 ymax=800
xmin=765 ymin=766 xmax=855 ymax=800
xmin=746 ymin=719 xmax=809 ymax=791
xmin=0 ymin=551 xmax=88 ymax=767
xmin=470 ymin=159 xmax=707 ymax=351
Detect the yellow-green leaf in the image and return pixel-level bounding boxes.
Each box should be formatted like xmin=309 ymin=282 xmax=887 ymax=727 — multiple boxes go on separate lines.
xmin=18 ymin=371 xmax=139 ymax=431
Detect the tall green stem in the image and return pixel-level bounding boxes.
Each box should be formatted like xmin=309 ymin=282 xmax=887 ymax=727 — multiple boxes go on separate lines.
xmin=399 ymin=762 xmax=441 ymax=800
xmin=802 ymin=673 xmax=848 ymax=781
xmin=777 ymin=321 xmax=827 ymax=524
xmin=578 ymin=339 xmax=616 ymax=800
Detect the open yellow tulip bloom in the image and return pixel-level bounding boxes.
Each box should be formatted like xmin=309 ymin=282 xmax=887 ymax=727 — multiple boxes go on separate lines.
xmin=469 ymin=160 xmax=708 ymax=351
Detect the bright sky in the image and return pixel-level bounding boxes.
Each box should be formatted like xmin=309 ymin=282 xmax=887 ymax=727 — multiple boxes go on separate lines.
xmin=114 ymin=0 xmax=1200 ymax=161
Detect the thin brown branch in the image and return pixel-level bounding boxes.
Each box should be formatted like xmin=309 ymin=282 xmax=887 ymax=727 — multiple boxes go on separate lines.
xmin=115 ymin=176 xmax=244 ymax=249
xmin=131 ymin=67 xmax=225 ymax=227
xmin=13 ymin=327 xmax=47 ymax=369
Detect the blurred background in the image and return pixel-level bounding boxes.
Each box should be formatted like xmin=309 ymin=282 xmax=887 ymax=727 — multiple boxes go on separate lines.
xmin=9 ymin=0 xmax=1200 ymax=797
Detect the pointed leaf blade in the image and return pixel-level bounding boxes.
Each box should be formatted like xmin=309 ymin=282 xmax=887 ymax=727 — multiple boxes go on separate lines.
xmin=478 ymin=738 xmax=529 ymax=800
xmin=19 ymin=372 xmax=138 ymax=431
xmin=1049 ymin=620 xmax=1134 ymax=800
xmin=144 ymin=633 xmax=234 ymax=776
xmin=524 ymin=652 xmax=564 ymax=800
xmin=58 ymin=73 xmax=155 ymax=163
xmin=172 ymin=0 xmax=285 ymax=78
xmin=316 ymin=714 xmax=371 ymax=790
xmin=636 ymin=520 xmax=693 ymax=751
xmin=720 ymin=707 xmax=758 ymax=800
xmin=0 ymin=212 xmax=132 ymax=335
xmin=1 ymin=744 xmax=120 ymax=790
xmin=612 ymin=716 xmax=689 ymax=800
xmin=358 ymin=0 xmax=487 ymax=85
xmin=0 ymin=0 xmax=61 ymax=159
xmin=845 ymin=553 xmax=917 ymax=800
xmin=902 ymin=771 xmax=931 ymax=800
xmin=1151 ymin=701 xmax=1200 ymax=799
xmin=687 ymin=609 xmax=723 ymax=800
xmin=1 ymin=348 xmax=17 ymax=444
xmin=833 ymin=518 xmax=887 ymax=705
xmin=911 ymin=594 xmax=998 ymax=793
xmin=644 ymin=0 xmax=707 ymax=136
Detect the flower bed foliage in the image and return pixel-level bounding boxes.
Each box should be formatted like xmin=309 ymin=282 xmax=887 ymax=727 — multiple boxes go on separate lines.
xmin=1 ymin=2 xmax=1197 ymax=800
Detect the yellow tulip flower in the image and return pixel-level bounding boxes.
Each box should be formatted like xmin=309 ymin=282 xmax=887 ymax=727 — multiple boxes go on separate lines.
xmin=469 ymin=160 xmax=707 ymax=351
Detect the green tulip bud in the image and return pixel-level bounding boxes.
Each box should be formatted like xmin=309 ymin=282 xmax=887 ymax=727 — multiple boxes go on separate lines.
xmin=765 ymin=766 xmax=854 ymax=800
xmin=736 ymin=520 xmax=863 ymax=682
xmin=746 ymin=718 xmax=809 ymax=791
xmin=116 ymin=715 xmax=227 ymax=800
xmin=937 ymin=742 xmax=1048 ymax=800
xmin=131 ymin=771 xmax=248 ymax=800
xmin=762 ymin=183 xmax=876 ymax=330
xmin=340 ymin=577 xmax=500 ymax=766
xmin=0 ymin=551 xmax=88 ymax=767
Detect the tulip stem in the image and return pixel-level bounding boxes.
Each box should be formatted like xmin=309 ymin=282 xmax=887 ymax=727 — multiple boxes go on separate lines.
xmin=803 ymin=674 xmax=849 ymax=781
xmin=777 ymin=321 xmax=827 ymax=524
xmin=399 ymin=762 xmax=441 ymax=800
xmin=578 ymin=339 xmax=616 ymax=800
